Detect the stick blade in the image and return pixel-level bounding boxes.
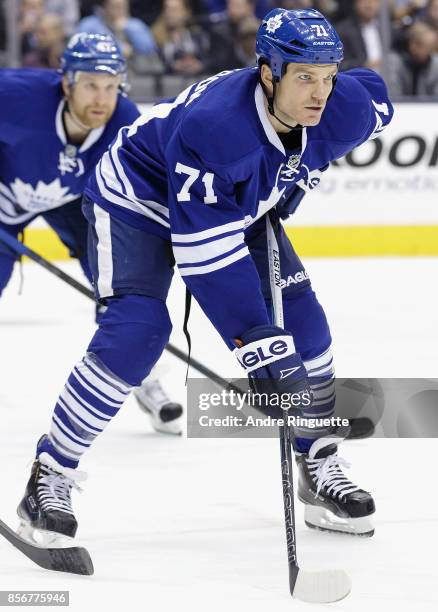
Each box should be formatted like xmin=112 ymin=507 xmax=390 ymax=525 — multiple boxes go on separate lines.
xmin=292 ymin=568 xmax=351 ymax=603
xmin=0 ymin=518 xmax=94 ymax=575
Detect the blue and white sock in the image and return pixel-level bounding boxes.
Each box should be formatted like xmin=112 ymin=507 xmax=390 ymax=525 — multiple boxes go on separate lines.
xmin=39 ymin=353 xmax=132 ymax=468
xmin=294 ymin=347 xmax=336 ymax=453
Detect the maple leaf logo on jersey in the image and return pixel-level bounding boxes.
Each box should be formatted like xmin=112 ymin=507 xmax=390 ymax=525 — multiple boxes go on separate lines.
xmin=265 ymin=14 xmax=283 ymax=34
xmin=1 ymin=178 xmax=80 ymax=213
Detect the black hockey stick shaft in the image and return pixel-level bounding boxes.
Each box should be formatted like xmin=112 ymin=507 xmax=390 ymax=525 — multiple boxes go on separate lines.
xmin=0 ymin=227 xmax=235 ymax=387
xmin=265 ymin=211 xmax=299 ymax=592
xmin=0 ymin=227 xmax=95 ymax=299
xmin=279 ymin=413 xmax=299 ymax=592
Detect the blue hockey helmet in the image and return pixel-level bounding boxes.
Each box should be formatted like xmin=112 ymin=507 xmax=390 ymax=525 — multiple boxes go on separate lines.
xmin=60 ymin=32 xmax=127 ymax=86
xmin=256 ymin=8 xmax=343 ymax=80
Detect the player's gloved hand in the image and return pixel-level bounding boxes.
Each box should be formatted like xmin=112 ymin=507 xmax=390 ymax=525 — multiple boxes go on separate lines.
xmin=234 ymin=325 xmax=312 ymax=418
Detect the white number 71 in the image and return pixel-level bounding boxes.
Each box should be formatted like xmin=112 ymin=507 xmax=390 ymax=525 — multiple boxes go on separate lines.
xmin=175 ymin=162 xmax=217 ymax=204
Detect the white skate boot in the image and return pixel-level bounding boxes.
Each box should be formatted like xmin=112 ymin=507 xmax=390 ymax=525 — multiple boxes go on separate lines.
xmin=134 ymin=378 xmax=183 ymax=435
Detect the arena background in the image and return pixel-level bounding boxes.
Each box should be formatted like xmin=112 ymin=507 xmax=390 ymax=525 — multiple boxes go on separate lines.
xmin=0 ymin=0 xmax=436 ymax=258
xmin=26 ymin=101 xmax=438 ymax=258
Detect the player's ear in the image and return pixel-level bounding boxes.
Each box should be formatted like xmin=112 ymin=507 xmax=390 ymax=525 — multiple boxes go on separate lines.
xmin=61 ymin=76 xmax=70 ymax=98
xmin=260 ymin=64 xmax=274 ymax=95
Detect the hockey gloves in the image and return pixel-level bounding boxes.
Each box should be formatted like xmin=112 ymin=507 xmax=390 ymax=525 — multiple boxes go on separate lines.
xmin=234 ymin=325 xmax=312 ymax=419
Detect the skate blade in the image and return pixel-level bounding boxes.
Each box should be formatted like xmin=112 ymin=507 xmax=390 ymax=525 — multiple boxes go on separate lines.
xmin=17 ymin=521 xmax=75 ymax=549
xmin=151 ymin=417 xmax=183 ymax=436
xmin=304 ymin=505 xmax=375 ymax=537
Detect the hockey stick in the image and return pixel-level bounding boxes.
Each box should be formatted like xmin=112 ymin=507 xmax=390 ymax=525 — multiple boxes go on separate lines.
xmin=0 ymin=227 xmax=371 ymax=436
xmin=0 ymin=227 xmax=235 ymax=388
xmin=266 ymin=211 xmax=351 ymax=603
xmin=0 ymin=518 xmax=93 ymax=575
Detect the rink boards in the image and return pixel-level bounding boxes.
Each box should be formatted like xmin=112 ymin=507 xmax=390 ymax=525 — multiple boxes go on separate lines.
xmin=25 ymin=102 xmax=438 ymax=258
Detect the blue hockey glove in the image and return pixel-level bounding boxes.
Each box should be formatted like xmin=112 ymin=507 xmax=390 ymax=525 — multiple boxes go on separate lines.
xmin=234 ymin=325 xmax=312 ymax=418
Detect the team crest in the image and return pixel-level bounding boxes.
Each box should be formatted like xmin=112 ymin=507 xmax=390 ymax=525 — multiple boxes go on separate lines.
xmin=64 ymin=144 xmax=77 ymax=159
xmin=265 ymin=14 xmax=283 ymax=34
xmin=58 ymin=149 xmax=84 ymax=177
xmin=286 ymin=154 xmax=301 ymax=170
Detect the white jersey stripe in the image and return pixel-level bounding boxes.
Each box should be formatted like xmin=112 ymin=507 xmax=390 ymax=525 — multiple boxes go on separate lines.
xmin=96 ymin=165 xmax=170 ymax=228
xmin=173 ymin=232 xmax=244 ymax=265
xmin=171 ymin=219 xmax=244 ymax=244
xmin=179 ymin=245 xmax=249 ymax=276
xmin=94 ymin=204 xmax=114 ymax=297
xmin=109 ymin=86 xmax=193 ymax=203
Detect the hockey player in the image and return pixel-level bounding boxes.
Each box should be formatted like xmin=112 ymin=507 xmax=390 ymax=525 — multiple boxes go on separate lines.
xmin=0 ymin=32 xmax=183 ymax=436
xmin=17 ymin=8 xmax=393 ymax=544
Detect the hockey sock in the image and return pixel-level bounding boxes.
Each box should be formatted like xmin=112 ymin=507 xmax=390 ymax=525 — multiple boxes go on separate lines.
xmin=294 ymin=347 xmax=336 ymax=453
xmin=281 ymin=289 xmax=335 ymax=453
xmin=40 ymin=353 xmax=132 ymax=468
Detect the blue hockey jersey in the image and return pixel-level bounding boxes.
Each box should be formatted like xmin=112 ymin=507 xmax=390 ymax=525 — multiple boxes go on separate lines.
xmin=86 ymin=67 xmax=393 ymax=345
xmin=0 ymin=69 xmax=139 ymax=225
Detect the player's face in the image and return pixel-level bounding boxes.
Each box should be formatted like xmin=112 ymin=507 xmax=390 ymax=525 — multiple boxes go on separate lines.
xmin=65 ymin=72 xmax=121 ymax=129
xmin=274 ymin=63 xmax=337 ymax=127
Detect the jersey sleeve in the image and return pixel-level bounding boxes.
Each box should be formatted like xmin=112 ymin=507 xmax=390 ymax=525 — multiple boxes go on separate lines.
xmin=344 ymin=68 xmax=394 ymax=144
xmin=166 ymin=131 xmax=270 ymax=348
xmin=115 ymin=96 xmax=141 ymax=127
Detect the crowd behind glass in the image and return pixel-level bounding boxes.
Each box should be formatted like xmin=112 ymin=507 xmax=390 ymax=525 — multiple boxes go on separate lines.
xmin=1 ymin=0 xmax=437 ymax=98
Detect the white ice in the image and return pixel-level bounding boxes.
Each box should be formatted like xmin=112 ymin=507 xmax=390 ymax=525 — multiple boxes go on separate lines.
xmin=0 ymin=257 xmax=437 ymax=612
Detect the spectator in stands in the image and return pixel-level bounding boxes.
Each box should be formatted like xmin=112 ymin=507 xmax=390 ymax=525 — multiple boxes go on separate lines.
xmin=130 ymin=0 xmax=205 ymax=26
xmin=79 ymin=1 xmax=98 ymax=18
xmin=423 ymin=0 xmax=438 ymax=35
xmin=336 ymin=0 xmax=386 ymax=72
xmin=45 ymin=1 xmax=80 ymax=36
xmin=22 ymin=12 xmax=65 ymax=68
xmin=19 ymin=0 xmax=45 ymax=55
xmin=390 ymin=0 xmax=428 ymax=26
xmin=76 ymin=0 xmax=156 ymax=59
xmin=232 ymin=16 xmax=259 ymax=67
xmin=387 ymin=21 xmax=438 ymax=94
xmin=331 ymin=0 xmax=357 ymax=23
xmin=226 ymin=0 xmax=257 ymax=24
xmin=205 ymin=0 xmax=269 ymax=21
xmin=151 ymin=0 xmax=209 ymax=76
xmin=210 ymin=14 xmax=259 ymax=70
xmin=208 ymin=0 xmax=258 ymax=71
xmin=281 ymin=0 xmax=338 ymax=15
xmin=0 ymin=1 xmax=6 ymax=54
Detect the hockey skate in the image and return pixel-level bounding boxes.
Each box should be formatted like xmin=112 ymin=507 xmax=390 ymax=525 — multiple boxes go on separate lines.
xmin=134 ymin=378 xmax=183 ymax=435
xmin=296 ymin=437 xmax=375 ymax=537
xmin=17 ymin=449 xmax=86 ymax=548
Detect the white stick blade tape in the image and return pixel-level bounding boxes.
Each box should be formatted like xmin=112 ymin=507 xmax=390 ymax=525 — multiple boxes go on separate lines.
xmin=293 ymin=569 xmax=352 ymax=603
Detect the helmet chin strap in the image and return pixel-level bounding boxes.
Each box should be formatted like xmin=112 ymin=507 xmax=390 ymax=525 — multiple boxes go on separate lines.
xmin=267 ymin=78 xmax=303 ymax=132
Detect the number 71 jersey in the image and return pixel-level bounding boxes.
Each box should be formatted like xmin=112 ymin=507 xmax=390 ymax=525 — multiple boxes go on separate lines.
xmin=88 ymin=66 xmax=393 ymax=251
xmin=86 ymin=66 xmax=392 ymax=332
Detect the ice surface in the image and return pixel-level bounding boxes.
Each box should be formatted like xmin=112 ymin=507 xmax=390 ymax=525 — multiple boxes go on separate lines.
xmin=0 ymin=258 xmax=437 ymax=611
